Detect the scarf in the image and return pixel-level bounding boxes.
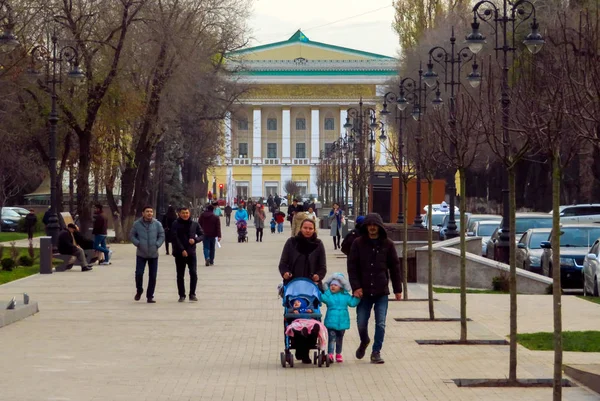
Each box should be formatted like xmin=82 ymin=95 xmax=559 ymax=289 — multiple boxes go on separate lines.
xmin=295 ymin=232 xmax=319 ymax=255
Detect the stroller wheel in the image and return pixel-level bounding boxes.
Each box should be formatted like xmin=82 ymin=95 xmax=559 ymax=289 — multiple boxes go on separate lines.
xmin=280 ymin=352 xmax=286 ymax=368
xmin=325 ymin=352 xmax=330 ymax=368
xmin=288 ymin=354 xmax=294 ymax=368
xmin=313 ymin=351 xmax=318 ymax=365
xmin=317 ymin=351 xmax=323 ymax=367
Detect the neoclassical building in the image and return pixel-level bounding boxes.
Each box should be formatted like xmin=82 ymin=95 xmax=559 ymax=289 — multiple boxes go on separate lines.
xmin=214 ymin=30 xmax=398 ymax=200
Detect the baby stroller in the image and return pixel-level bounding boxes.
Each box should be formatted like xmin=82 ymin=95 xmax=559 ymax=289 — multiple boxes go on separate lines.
xmin=280 ymin=278 xmax=330 ymax=368
xmin=236 ymin=219 xmax=248 ymax=242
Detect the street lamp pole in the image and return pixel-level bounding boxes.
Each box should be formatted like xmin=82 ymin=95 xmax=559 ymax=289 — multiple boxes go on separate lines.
xmin=466 ymin=0 xmax=544 ymax=264
xmin=29 ymin=31 xmax=85 ymax=247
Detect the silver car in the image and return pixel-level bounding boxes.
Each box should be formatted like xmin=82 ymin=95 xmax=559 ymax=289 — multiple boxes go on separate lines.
xmin=516 ymin=228 xmax=551 ymax=273
xmin=583 ymin=238 xmax=600 ymax=297
xmin=467 ymin=220 xmax=501 ymax=256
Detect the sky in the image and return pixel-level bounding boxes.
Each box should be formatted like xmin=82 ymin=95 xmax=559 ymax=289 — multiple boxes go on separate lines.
xmin=248 ymin=0 xmax=400 ymax=58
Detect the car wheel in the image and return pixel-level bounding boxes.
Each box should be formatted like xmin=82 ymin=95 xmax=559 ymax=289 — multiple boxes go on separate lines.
xmin=594 ymin=277 xmax=599 ymax=297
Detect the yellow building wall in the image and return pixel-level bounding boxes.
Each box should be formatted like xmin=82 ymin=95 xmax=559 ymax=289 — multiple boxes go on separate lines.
xmin=245 ymin=84 xmax=376 ymax=100
xmin=242 ymin=44 xmax=371 ymax=61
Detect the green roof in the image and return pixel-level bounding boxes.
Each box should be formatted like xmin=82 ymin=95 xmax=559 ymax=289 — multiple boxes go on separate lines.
xmin=229 ymin=29 xmax=395 ymax=60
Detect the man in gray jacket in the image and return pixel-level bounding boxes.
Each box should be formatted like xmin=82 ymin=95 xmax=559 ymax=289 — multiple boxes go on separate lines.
xmin=130 ymin=206 xmax=165 ymax=303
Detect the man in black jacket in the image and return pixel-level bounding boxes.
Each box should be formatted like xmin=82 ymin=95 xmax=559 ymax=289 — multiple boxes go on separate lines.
xmin=172 ymin=207 xmax=204 ymax=302
xmin=287 ymin=199 xmax=302 ymax=226
xmin=224 ymin=204 xmax=233 ymax=226
xmin=58 ymin=224 xmax=93 ymax=272
xmin=347 ymin=213 xmax=402 ymax=364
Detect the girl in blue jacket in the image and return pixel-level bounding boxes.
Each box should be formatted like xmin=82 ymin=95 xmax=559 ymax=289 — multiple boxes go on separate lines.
xmin=321 ymin=273 xmax=360 ymax=363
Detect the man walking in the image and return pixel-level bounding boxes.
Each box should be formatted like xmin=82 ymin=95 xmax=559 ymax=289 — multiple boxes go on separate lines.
xmin=24 ymin=209 xmax=37 ymax=245
xmin=287 ymin=198 xmax=302 ymax=227
xmin=130 ymin=206 xmax=165 ymax=303
xmin=171 ymin=207 xmax=203 ymax=302
xmin=92 ymin=204 xmax=111 ymax=265
xmin=198 ymin=205 xmax=221 ymax=266
xmin=57 ymin=224 xmax=93 ymax=272
xmin=347 ymin=213 xmax=402 ymax=364
xmin=224 ymin=204 xmax=233 ymax=226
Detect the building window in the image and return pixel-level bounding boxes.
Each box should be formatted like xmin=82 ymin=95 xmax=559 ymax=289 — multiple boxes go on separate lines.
xmin=267 ymin=143 xmax=277 ymax=158
xmin=296 ymin=143 xmax=306 ymax=158
xmin=238 ymin=119 xmax=248 ymax=130
xmin=238 ymin=143 xmax=248 ymax=158
xmin=324 ymin=118 xmax=335 ymax=130
xmin=267 ymin=118 xmax=277 ymax=131
xmin=296 ymin=118 xmax=306 ymax=130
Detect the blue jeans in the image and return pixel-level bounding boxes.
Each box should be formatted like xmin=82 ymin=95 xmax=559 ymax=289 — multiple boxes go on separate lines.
xmin=328 ymin=329 xmax=345 ymax=354
xmin=203 ymin=237 xmax=216 ymax=261
xmin=277 ymin=223 xmax=284 ymax=233
xmin=93 ymin=235 xmax=110 ymax=262
xmin=356 ymin=295 xmax=389 ymax=353
xmin=135 ymin=256 xmax=158 ymax=299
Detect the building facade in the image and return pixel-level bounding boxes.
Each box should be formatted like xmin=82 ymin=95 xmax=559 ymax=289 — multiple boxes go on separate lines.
xmin=214 ymin=30 xmax=397 ymax=200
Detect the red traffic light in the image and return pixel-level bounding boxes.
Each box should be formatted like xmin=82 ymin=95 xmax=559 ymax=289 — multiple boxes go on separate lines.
xmin=219 ymin=184 xmax=223 ymax=189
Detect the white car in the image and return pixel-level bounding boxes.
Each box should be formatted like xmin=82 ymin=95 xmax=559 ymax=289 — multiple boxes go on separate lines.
xmin=583 ymin=238 xmax=600 ymax=297
xmin=467 ymin=220 xmax=501 ymax=256
xmin=552 ymin=204 xmax=600 ymax=224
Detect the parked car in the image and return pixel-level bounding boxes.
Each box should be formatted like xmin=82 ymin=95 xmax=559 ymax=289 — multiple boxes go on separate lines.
xmin=540 ymin=224 xmax=600 ymax=289
xmin=466 ymin=214 xmax=502 ymax=233
xmin=438 ymin=213 xmax=470 ymax=240
xmin=583 ymin=239 xmax=600 ymax=297
xmin=516 ymin=228 xmax=552 ymax=273
xmin=5 ymin=206 xmax=30 ymax=217
xmin=467 ymin=220 xmax=502 ymax=256
xmin=486 ymin=212 xmax=553 ymax=260
xmin=1 ymin=208 xmax=22 ymax=232
xmin=422 ymin=211 xmax=450 ymax=231
xmin=552 ymin=204 xmax=600 ymax=224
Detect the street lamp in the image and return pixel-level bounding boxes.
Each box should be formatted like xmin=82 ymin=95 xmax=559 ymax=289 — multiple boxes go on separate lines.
xmin=0 ymin=1 xmax=18 ymax=51
xmin=466 ymin=0 xmax=543 ymax=263
xmin=425 ymin=27 xmax=480 ymax=239
xmin=28 ymin=30 xmax=85 ymax=247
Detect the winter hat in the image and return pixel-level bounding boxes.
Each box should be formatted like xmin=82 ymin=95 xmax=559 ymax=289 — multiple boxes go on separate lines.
xmin=356 ymin=216 xmax=365 ymax=225
xmin=329 ymin=279 xmax=342 ymax=288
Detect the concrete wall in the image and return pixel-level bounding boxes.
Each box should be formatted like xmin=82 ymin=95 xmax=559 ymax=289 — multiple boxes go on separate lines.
xmin=415 ymin=242 xmax=553 ymax=294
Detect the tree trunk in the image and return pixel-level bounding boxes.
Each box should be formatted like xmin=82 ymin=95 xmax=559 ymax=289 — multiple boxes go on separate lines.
xmin=551 ymin=153 xmax=563 ymax=400
xmin=402 ymin=179 xmax=409 ymax=299
xmin=509 ymin=166 xmax=518 ymax=383
xmin=459 ymin=168 xmax=467 ymax=342
xmin=77 ymin=134 xmax=92 ymax=236
xmin=427 ymin=177 xmax=435 ymax=320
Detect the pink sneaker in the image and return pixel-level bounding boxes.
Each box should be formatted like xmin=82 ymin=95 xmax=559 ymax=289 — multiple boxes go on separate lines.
xmin=328 ymin=353 xmax=334 ymax=363
xmin=336 ymin=354 xmax=343 ymax=363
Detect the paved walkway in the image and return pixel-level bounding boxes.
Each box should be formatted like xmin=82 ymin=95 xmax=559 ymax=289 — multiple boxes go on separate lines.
xmin=0 ymin=220 xmax=599 ymax=401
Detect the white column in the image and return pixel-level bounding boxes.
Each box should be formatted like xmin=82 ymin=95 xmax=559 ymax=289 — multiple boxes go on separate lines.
xmin=281 ymin=165 xmax=292 ymax=196
xmin=252 ymin=165 xmax=263 ymax=197
xmin=282 ymin=109 xmax=291 ymax=164
xmin=252 ymin=108 xmax=262 ymax=164
xmin=310 ymin=108 xmax=320 ymax=164
xmin=309 ymin=165 xmax=318 ymax=194
xmin=225 ymin=111 xmax=232 ymax=163
xmin=379 ymin=136 xmax=387 ymax=165
xmin=339 ymin=109 xmax=348 ymax=138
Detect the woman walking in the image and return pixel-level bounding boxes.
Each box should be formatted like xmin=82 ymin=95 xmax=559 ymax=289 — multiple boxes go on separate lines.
xmin=328 ymin=203 xmax=344 ymax=250
xmin=278 ymin=219 xmax=327 ymax=363
xmin=254 ymin=204 xmax=266 ymax=242
xmin=161 ymin=206 xmax=178 ymax=255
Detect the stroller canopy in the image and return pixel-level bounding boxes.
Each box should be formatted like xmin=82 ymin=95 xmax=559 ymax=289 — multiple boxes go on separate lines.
xmin=284 ymin=278 xmax=321 ymax=301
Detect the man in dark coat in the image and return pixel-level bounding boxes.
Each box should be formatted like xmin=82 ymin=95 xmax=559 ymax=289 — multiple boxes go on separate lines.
xmin=172 ymin=207 xmax=204 ymax=302
xmin=224 ymin=204 xmax=233 ymax=226
xmin=287 ymin=199 xmax=302 ymax=226
xmin=57 ymin=224 xmax=93 ymax=272
xmin=347 ymin=213 xmax=402 ymax=364
xmin=340 ymin=215 xmax=365 ymax=256
xmin=24 ymin=209 xmax=37 ymax=243
xmin=198 ymin=205 xmax=221 ymax=266
xmin=274 ymin=194 xmax=281 ymax=208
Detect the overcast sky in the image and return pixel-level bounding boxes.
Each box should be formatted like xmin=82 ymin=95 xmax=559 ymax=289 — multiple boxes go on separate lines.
xmin=248 ymin=0 xmax=400 ymax=58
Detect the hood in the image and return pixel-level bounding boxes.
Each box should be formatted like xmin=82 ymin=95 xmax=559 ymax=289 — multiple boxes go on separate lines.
xmin=559 ymin=247 xmax=592 ymax=257
xmin=201 ymin=211 xmax=214 ymax=217
xmin=360 ymin=213 xmax=388 ymax=239
xmin=323 ymin=272 xmax=352 ymax=293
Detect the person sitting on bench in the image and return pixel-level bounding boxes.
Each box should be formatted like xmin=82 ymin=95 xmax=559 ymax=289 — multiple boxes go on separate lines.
xmin=58 ymin=224 xmax=93 ymax=272
xmin=72 ymin=224 xmax=99 ymax=265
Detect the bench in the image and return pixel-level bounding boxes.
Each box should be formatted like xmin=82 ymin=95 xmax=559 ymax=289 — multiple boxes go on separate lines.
xmin=52 ymin=254 xmax=76 ymax=272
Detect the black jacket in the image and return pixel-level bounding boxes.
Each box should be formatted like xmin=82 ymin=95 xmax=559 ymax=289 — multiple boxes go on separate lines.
xmin=287 ymin=204 xmax=302 ymax=221
xmin=73 ymin=230 xmax=93 ymax=250
xmin=24 ymin=213 xmax=37 ymax=230
xmin=224 ymin=206 xmax=232 ymax=216
xmin=347 ymin=213 xmax=402 ymax=297
xmin=58 ymin=230 xmax=78 ymax=255
xmin=92 ymin=212 xmax=108 ymax=235
xmin=171 ymin=218 xmax=204 ymax=257
xmin=278 ymin=233 xmax=327 ymax=285
xmin=340 ymin=225 xmax=362 ymax=256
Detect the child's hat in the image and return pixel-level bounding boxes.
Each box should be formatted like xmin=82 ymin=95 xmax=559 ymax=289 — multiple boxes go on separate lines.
xmin=329 ymin=279 xmax=342 ymax=288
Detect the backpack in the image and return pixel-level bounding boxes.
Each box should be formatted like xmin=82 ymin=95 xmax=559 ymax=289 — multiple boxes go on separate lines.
xmin=340 ymin=229 xmax=360 ymax=255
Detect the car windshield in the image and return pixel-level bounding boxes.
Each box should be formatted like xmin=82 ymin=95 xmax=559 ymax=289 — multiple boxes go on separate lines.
xmin=559 ymin=228 xmax=600 ymax=248
xmin=477 ymin=224 xmax=498 ymax=236
xmin=515 ymin=218 xmax=553 ymax=234
xmin=431 ymin=214 xmax=446 ymax=226
xmin=1 ymin=209 xmax=20 ymax=217
xmin=529 ymin=232 xmax=550 ymax=249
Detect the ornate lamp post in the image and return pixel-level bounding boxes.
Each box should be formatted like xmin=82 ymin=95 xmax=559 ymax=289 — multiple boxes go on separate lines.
xmin=421 ymin=27 xmax=480 ymax=239
xmin=29 ymin=30 xmax=85 ymax=246
xmin=465 ymin=0 xmax=544 ymax=264
xmin=0 ymin=1 xmax=19 ymax=51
